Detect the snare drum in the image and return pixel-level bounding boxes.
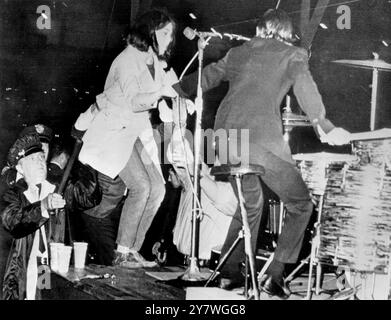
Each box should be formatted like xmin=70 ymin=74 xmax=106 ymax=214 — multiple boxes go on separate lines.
xmin=318 ymin=141 xmax=391 ymax=273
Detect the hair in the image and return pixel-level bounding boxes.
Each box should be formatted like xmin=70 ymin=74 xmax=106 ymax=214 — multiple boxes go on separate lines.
xmin=257 ymin=9 xmax=294 ymax=44
xmin=126 ymin=9 xmax=176 ymax=61
xmin=48 ymin=137 xmax=72 ymax=163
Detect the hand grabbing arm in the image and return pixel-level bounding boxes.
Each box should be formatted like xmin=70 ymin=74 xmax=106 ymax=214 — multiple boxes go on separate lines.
xmin=41 ymin=193 xmax=66 ymax=213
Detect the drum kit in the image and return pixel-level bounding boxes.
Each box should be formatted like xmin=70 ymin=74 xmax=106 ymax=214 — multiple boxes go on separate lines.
xmin=186 ymin=55 xmax=391 ymax=300
xmin=279 ymin=56 xmax=391 ymax=300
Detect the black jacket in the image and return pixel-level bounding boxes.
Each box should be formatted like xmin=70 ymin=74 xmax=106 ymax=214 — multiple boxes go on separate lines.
xmin=176 ymin=38 xmax=335 ymax=166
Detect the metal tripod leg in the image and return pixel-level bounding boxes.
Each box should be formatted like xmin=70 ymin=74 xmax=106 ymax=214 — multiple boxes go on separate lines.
xmin=235 ymin=175 xmax=260 ymax=300
xmin=245 ymin=252 xmax=249 ymax=298
xmin=312 ymin=195 xmax=324 ymax=297
xmin=257 ymin=253 xmax=275 ymax=281
xmin=305 ymin=236 xmax=317 ymax=300
xmin=205 ymin=230 xmax=244 ymax=287
xmin=286 ymin=194 xmax=324 ymax=299
xmin=316 ymin=263 xmax=322 ymax=295
xmin=285 ymin=254 xmax=311 ymax=283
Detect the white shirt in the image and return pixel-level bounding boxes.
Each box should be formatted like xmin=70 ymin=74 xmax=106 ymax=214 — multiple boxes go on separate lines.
xmin=24 ymin=180 xmax=55 ymax=300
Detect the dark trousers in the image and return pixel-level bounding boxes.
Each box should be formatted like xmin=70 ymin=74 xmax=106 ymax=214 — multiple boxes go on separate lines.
xmin=82 ymin=208 xmax=121 ymax=266
xmin=220 ymin=152 xmax=313 ymax=279
xmin=84 ymin=172 xmax=126 ymax=219
xmin=82 ymin=170 xmax=126 ymax=265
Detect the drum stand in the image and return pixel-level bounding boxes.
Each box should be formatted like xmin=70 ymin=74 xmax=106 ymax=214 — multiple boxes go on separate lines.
xmin=284 ymin=194 xmax=325 ymax=300
xmin=205 ymin=164 xmax=265 ymax=300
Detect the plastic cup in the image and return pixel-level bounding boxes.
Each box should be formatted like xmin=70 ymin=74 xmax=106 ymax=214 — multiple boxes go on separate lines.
xmin=49 ymin=242 xmax=64 ymax=272
xmin=57 ymin=245 xmax=73 ymax=274
xmin=73 ymin=242 xmax=88 ymax=269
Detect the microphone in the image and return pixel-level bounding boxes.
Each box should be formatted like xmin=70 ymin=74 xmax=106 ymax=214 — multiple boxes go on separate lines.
xmin=183 ymin=27 xmax=223 ymax=40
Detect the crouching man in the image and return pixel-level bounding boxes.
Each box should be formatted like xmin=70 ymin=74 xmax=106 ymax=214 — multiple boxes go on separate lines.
xmin=1 ymin=134 xmax=65 ymax=300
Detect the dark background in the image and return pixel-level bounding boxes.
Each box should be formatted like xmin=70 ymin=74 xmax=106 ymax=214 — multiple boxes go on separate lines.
xmin=1 ymin=0 xmax=391 ymax=298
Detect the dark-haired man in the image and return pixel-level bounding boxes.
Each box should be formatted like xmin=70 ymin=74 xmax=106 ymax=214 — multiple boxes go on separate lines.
xmin=174 ymin=9 xmax=350 ymax=298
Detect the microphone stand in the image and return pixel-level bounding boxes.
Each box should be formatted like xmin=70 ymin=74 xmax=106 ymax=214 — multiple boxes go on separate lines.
xmin=180 ymin=36 xmax=210 ymax=282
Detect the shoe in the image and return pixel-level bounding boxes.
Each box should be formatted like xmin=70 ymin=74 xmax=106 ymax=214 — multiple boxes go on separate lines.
xmin=129 ymin=249 xmax=158 ymax=268
xmin=218 ymin=277 xmax=244 ymax=290
xmin=112 ymin=250 xmax=142 ymax=269
xmin=258 ymin=274 xmax=291 ymax=299
xmin=152 ymin=241 xmax=167 ymax=265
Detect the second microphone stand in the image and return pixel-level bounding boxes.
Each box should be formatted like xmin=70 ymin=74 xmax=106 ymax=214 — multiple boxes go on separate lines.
xmin=180 ymin=36 xmax=210 ymax=282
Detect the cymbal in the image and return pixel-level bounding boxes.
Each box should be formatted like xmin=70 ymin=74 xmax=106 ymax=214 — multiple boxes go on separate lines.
xmin=332 ymin=59 xmax=391 ymax=71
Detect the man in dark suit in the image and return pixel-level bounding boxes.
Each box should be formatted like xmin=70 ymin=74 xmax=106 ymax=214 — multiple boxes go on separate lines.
xmin=174 ymin=9 xmax=350 ymax=298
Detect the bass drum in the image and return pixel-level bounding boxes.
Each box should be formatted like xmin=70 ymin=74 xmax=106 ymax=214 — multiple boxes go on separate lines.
xmin=318 ymin=138 xmax=391 ymax=273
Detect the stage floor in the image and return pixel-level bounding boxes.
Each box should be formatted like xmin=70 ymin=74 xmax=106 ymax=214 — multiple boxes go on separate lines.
xmin=44 ymin=265 xmax=188 ymax=300
xmin=42 ymin=264 xmax=350 ymax=300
